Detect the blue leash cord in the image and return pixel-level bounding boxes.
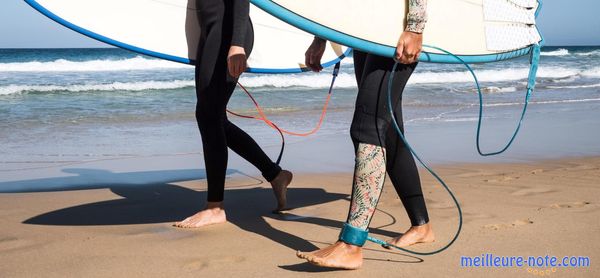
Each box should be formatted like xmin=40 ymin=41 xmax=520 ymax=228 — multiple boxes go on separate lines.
xmin=366 ymin=44 xmax=541 ymax=255
xmin=476 ymin=44 xmax=541 ymax=156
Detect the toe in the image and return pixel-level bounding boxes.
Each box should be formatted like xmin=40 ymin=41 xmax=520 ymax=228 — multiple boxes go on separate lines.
xmin=181 ymin=219 xmax=195 ymax=228
xmin=178 ymin=219 xmax=191 ymax=227
xmin=306 ymin=255 xmax=320 ymax=264
xmin=296 ymin=251 xmax=307 ymax=259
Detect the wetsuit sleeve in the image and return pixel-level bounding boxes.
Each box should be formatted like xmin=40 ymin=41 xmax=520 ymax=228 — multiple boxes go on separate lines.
xmin=406 ymin=0 xmax=427 ymax=33
xmin=231 ymin=0 xmax=250 ymax=47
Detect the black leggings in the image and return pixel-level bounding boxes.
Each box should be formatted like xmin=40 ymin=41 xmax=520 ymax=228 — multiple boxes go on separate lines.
xmin=195 ymin=0 xmax=281 ymax=202
xmin=351 ymin=51 xmax=429 ymax=226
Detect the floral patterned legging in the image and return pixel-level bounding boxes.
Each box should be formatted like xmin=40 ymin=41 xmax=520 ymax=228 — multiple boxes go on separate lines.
xmin=346 ymin=51 xmax=430 ymax=230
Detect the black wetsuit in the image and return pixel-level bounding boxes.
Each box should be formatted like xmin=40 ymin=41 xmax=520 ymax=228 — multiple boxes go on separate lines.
xmin=195 ymin=0 xmax=281 ymax=202
xmin=351 ymin=50 xmax=429 ymax=226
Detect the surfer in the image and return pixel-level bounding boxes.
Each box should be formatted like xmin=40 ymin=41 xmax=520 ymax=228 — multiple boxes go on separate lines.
xmin=174 ymin=0 xmax=293 ymax=228
xmin=297 ymin=0 xmax=434 ymax=269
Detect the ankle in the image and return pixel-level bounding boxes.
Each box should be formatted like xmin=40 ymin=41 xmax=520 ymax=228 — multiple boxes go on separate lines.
xmin=205 ymin=201 xmax=224 ymax=211
xmin=272 ymin=169 xmax=290 ymax=182
xmin=337 ymin=241 xmax=362 ymax=253
xmin=410 ymin=223 xmax=433 ymax=234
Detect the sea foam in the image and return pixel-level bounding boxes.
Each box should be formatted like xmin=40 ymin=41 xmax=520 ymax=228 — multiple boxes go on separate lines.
xmin=0 ymin=56 xmax=189 ymax=72
xmin=0 ymin=80 xmax=194 ymax=95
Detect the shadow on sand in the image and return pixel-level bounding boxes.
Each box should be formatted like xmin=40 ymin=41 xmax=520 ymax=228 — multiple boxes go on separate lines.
xmin=2 ymin=167 xmax=422 ymax=271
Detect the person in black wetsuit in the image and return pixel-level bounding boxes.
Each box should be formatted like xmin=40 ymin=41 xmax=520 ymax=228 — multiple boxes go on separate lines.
xmin=297 ymin=0 xmax=434 ymax=269
xmin=174 ymin=0 xmax=292 ymax=228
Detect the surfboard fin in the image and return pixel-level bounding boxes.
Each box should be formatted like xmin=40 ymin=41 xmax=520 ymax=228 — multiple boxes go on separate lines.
xmin=484 ymin=0 xmax=537 ymax=24
xmin=485 ymin=24 xmax=541 ymax=51
xmin=483 ymin=0 xmax=541 ymax=51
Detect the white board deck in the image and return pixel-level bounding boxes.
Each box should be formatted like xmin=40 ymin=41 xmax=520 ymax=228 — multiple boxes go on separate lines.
xmin=25 ymin=0 xmax=349 ymax=72
xmin=254 ymin=0 xmax=543 ymax=63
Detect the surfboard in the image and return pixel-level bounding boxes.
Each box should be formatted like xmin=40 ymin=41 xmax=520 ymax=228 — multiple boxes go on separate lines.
xmin=24 ymin=0 xmax=349 ymax=73
xmin=251 ymin=0 xmax=544 ymax=64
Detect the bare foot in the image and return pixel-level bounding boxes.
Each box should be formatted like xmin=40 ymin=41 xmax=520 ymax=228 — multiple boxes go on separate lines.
xmin=173 ymin=202 xmax=227 ymax=228
xmin=270 ymin=170 xmax=293 ymax=213
xmin=296 ymin=241 xmax=363 ymax=270
xmin=385 ymin=223 xmax=435 ymax=248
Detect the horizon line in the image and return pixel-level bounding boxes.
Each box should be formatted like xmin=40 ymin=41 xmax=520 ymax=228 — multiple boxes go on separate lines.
xmin=1 ymin=44 xmax=599 ymax=50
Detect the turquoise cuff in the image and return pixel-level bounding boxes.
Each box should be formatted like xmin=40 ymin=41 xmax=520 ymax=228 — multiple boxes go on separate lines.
xmin=339 ymin=223 xmax=368 ymax=247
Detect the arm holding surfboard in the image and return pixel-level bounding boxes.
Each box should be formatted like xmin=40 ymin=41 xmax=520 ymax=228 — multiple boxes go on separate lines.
xmin=229 ymin=0 xmax=251 ymax=78
xmin=305 ymin=0 xmax=427 ymax=69
xmin=396 ymin=0 xmax=427 ymax=63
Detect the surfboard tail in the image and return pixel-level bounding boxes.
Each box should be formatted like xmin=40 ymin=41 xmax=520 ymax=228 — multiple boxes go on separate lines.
xmin=483 ymin=0 xmax=542 ymax=52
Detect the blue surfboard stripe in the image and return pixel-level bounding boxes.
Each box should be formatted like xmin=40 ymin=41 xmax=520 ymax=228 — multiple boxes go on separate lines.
xmin=250 ymin=0 xmax=542 ymax=64
xmin=23 ymin=0 xmax=348 ymax=74
xmin=247 ymin=48 xmax=350 ymax=73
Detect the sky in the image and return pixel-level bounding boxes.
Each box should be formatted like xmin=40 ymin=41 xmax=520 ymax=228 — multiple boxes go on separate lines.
xmin=0 ymin=0 xmax=599 ymax=48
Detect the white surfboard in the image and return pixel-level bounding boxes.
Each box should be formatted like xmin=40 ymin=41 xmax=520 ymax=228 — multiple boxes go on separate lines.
xmin=251 ymin=0 xmax=544 ymax=63
xmin=24 ymin=0 xmax=349 ymax=73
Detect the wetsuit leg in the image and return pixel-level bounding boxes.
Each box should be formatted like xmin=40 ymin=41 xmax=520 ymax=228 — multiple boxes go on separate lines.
xmin=384 ymin=109 xmax=429 ymax=226
xmin=350 ymin=53 xmax=429 ymax=226
xmin=350 ymin=53 xmax=415 ymax=148
xmin=195 ymin=0 xmax=281 ymax=202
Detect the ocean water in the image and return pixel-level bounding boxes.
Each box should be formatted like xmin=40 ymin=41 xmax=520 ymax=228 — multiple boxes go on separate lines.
xmin=1 ymin=46 xmax=600 ymax=168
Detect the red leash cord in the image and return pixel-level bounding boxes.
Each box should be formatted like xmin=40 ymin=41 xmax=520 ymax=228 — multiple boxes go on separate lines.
xmin=225 ymin=62 xmax=341 ymax=164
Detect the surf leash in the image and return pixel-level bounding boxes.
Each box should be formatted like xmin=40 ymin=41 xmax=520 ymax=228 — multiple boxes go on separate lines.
xmin=419 ymin=44 xmax=542 ymax=156
xmin=371 ymin=44 xmax=541 ymax=255
xmin=370 ymin=60 xmax=463 ymax=255
xmin=228 ymin=62 xmax=341 ymax=164
xmin=475 ymin=44 xmax=541 ymax=156
xmin=226 ymin=109 xmax=286 ymax=165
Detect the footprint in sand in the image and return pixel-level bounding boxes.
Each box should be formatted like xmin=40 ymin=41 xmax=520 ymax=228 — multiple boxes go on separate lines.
xmin=428 ymin=202 xmax=456 ymax=209
xmin=0 ymin=237 xmax=35 ymax=252
xmin=183 ymin=255 xmax=246 ymax=271
xmin=483 ymin=175 xmax=521 ymax=183
xmin=483 ymin=219 xmax=534 ymax=230
xmin=549 ymin=201 xmax=591 ymax=209
xmin=456 ymin=171 xmax=500 ymax=178
xmin=425 ymin=198 xmax=455 ymax=209
xmin=462 ymin=212 xmax=495 ymax=224
xmin=561 ymin=164 xmax=599 ymax=172
xmin=511 ymin=187 xmax=555 ymax=196
xmin=530 ymin=169 xmax=545 ymax=175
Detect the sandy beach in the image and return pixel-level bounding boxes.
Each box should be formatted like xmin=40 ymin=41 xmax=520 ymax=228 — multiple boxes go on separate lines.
xmin=1 ymin=154 xmax=598 ymax=277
